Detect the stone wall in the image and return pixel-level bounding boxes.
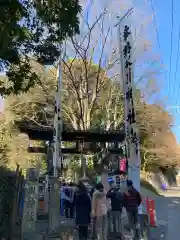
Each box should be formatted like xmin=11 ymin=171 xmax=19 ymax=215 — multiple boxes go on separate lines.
xmin=141 ymin=169 xmax=177 ymax=190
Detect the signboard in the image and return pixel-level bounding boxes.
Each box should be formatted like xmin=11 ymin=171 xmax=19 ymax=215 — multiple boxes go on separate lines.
xmin=119 ymin=157 xmax=127 ymax=172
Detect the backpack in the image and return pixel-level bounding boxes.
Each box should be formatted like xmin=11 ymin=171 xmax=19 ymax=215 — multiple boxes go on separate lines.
xmin=124 ymin=189 xmax=142 ymax=207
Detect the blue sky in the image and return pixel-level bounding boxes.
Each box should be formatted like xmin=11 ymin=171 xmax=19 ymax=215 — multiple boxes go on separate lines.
xmin=150 ymin=0 xmax=180 ymax=142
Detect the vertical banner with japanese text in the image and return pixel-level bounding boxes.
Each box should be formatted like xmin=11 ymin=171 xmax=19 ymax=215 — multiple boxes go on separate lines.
xmin=118 ymin=23 xmax=141 ymax=192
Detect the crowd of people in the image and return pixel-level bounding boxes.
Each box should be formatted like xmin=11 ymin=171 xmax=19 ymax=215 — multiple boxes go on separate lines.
xmin=60 ymin=179 xmax=142 ymax=240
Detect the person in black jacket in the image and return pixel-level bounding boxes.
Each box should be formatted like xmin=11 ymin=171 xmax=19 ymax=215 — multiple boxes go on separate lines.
xmin=107 ymin=184 xmax=125 ymax=236
xmin=68 ymin=182 xmax=76 ymax=219
xmin=74 ymin=180 xmax=91 ymax=240
xmin=64 ymin=186 xmax=71 ymax=218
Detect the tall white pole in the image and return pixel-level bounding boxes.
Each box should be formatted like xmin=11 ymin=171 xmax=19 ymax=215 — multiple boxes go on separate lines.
xmin=117 ymin=15 xmax=129 ymax=163
xmin=52 ymin=46 xmax=62 ymax=177
xmin=116 ymin=11 xmax=141 ymax=194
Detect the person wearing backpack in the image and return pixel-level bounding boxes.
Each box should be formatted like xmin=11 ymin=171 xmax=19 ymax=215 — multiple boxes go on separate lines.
xmin=124 ymin=180 xmax=142 ymax=234
xmin=107 ymin=184 xmax=125 ymax=236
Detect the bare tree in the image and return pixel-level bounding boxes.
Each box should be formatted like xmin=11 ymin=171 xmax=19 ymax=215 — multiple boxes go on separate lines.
xmin=62 ymin=8 xmax=122 ymax=131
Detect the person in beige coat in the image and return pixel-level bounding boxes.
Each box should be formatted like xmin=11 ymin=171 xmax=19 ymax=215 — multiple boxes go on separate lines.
xmin=92 ymin=183 xmax=108 ymax=240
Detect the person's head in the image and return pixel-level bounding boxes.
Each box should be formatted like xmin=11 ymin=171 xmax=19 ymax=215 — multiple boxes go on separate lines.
xmin=95 ymin=182 xmax=104 ymax=192
xmin=77 ymin=180 xmax=87 ymax=192
xmin=69 ymin=182 xmax=73 ymax=186
xmin=127 ymin=180 xmax=133 ymax=190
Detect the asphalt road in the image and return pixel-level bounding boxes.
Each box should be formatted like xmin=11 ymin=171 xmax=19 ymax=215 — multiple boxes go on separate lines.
xmin=141 ymin=187 xmax=180 ymax=240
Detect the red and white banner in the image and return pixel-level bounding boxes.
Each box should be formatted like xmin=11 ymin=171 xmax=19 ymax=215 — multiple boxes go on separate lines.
xmin=119 ymin=157 xmax=127 ymax=172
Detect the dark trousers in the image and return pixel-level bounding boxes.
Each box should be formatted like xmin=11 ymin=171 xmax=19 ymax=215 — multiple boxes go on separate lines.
xmin=65 ymin=201 xmax=74 ymax=218
xmin=111 ymin=211 xmax=122 ymax=234
xmin=69 ymin=203 xmax=74 ymax=218
xmin=127 ymin=209 xmax=138 ymax=233
xmin=60 ymin=199 xmax=65 ymax=216
xmin=78 ymin=225 xmax=88 ymax=240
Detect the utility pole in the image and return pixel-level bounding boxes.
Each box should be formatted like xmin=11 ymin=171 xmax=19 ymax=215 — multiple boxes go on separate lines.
xmin=47 ymin=47 xmax=62 ymax=232
xmin=52 ymin=47 xmax=63 ymax=177
xmin=116 ymin=9 xmax=141 ymax=195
